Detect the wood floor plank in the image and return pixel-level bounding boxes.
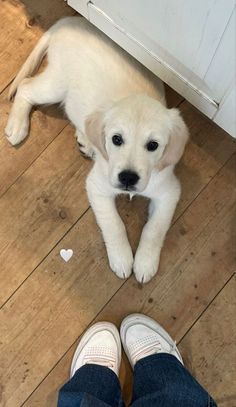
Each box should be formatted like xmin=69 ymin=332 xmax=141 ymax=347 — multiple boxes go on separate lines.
xmin=1 ymin=100 xmax=234 ymax=307
xmin=0 ymin=79 xmax=188 ymax=310
xmin=164 ymin=84 xmax=184 ymax=108
xmin=175 ymin=102 xmax=236 ymax=220
xmin=0 ymin=0 xmax=74 ymax=93
xmin=0 ymin=126 xmax=91 ymax=306
xmin=1 ymin=151 xmax=234 ymax=406
xmin=1 ymin=4 xmax=235 ymax=407
xmin=118 ymin=101 xmax=236 ymax=255
xmin=0 ymin=89 xmax=68 ymax=197
xmin=179 ymin=276 xmax=236 ymax=407
xmin=22 ymin=153 xmax=236 ymax=407
xmin=94 ymin=154 xmax=236 ymax=404
xmin=0 ymin=209 xmax=123 ymax=407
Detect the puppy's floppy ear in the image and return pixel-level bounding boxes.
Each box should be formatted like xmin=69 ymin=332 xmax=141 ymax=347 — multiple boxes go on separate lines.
xmin=157 ymin=108 xmax=188 ymax=171
xmin=85 ymin=110 xmax=108 ymax=160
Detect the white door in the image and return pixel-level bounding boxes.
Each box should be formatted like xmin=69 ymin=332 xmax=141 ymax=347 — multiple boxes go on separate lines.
xmin=68 ymin=0 xmax=236 ymax=137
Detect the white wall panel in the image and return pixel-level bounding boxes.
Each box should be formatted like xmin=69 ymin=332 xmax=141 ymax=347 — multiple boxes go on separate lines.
xmin=92 ymin=0 xmax=235 ymax=80
xmin=67 ymin=0 xmax=236 ymax=137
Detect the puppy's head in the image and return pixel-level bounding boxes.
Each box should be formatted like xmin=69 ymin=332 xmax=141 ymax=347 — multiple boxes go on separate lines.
xmin=86 ymin=94 xmax=188 ymax=193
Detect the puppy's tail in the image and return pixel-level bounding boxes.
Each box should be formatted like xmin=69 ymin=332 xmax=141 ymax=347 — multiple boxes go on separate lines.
xmin=8 ymin=31 xmax=51 ymax=100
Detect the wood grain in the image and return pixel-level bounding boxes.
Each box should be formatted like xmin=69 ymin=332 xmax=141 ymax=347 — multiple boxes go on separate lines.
xmin=4 ymin=154 xmax=235 ymax=407
xmin=175 ymin=101 xmax=236 ymax=220
xmin=103 ymin=157 xmax=236 ymax=326
xmin=0 ymin=209 xmax=123 ymax=407
xmin=0 ymin=126 xmax=92 ymax=306
xmin=0 ymin=89 xmax=68 ymax=197
xmin=0 ymin=3 xmax=235 ymax=407
xmin=94 ymin=154 xmax=236 ymax=404
xmin=0 ymin=0 xmax=74 ymax=93
xmin=179 ymin=276 xmax=236 ymax=407
xmin=164 ymin=84 xmax=184 ymax=108
xmin=0 ymin=100 xmax=234 ymax=308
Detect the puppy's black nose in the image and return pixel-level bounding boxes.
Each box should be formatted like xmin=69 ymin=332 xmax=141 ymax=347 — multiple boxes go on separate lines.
xmin=118 ymin=170 xmax=140 ymax=188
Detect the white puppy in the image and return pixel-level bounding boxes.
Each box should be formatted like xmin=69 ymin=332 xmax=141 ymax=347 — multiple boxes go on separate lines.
xmin=5 ymin=17 xmax=188 ymax=283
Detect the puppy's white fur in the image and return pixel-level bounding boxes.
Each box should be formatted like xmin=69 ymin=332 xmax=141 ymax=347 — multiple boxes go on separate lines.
xmin=5 ymin=17 xmax=188 ymax=283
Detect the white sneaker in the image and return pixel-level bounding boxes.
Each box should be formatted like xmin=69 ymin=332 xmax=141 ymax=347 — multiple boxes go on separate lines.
xmin=120 ymin=314 xmax=183 ymax=369
xmin=70 ymin=322 xmax=121 ymax=378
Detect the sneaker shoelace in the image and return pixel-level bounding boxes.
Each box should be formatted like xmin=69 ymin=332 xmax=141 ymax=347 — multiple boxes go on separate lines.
xmin=129 ymin=334 xmax=177 ymax=365
xmin=84 ymin=346 xmax=116 ymax=369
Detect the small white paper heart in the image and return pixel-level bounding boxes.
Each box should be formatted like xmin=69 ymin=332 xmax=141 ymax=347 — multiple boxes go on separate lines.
xmin=60 ymin=249 xmax=73 ymax=262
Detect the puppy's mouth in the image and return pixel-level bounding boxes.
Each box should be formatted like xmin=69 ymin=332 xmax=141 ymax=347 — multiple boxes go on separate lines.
xmin=117 ymin=184 xmax=137 ymax=192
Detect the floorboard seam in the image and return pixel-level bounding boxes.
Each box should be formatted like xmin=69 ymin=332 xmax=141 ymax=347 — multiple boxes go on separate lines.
xmin=0 ymin=205 xmax=91 ymax=309
xmin=1 ymin=97 xmax=187 ymax=305
xmin=21 ymin=277 xmax=128 ymax=406
xmin=177 ymin=272 xmax=235 ymax=345
xmin=173 ymin=150 xmax=236 ymax=225
xmin=20 ymin=170 xmax=235 ymax=404
xmin=0 ymin=80 xmax=13 ymax=97
xmin=21 ymin=272 xmax=236 ymax=406
xmin=1 ymin=95 xmax=184 ymax=200
xmin=3 ymin=148 xmax=235 ymax=310
xmin=0 ymin=121 xmax=69 ymax=200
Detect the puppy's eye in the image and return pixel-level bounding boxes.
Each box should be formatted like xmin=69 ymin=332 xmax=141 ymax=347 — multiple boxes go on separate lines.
xmin=146 ymin=141 xmax=159 ymax=151
xmin=112 ymin=134 xmax=123 ymax=146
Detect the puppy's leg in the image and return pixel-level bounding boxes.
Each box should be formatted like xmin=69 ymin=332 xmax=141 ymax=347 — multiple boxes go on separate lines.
xmin=5 ymin=82 xmax=32 ymax=146
xmin=5 ymin=69 xmax=63 ymax=146
xmin=75 ymin=129 xmax=95 ymax=159
xmin=134 ymin=179 xmax=181 ymax=283
xmin=87 ymin=176 xmax=133 ymax=279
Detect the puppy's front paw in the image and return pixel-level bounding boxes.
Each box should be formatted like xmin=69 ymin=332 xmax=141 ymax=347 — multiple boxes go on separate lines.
xmin=107 ymin=244 xmax=133 ymax=280
xmin=79 ymin=143 xmax=95 ymax=159
xmin=76 ymin=130 xmax=95 ymax=159
xmin=134 ymin=247 xmax=161 ymax=283
xmin=5 ymin=115 xmax=29 ymax=146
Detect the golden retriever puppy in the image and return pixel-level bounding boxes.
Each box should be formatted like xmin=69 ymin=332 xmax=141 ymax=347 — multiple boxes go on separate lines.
xmin=5 ymin=17 xmax=188 ymax=283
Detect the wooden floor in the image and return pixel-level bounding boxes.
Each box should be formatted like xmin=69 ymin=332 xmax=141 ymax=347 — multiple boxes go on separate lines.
xmin=0 ymin=1 xmax=235 ymax=406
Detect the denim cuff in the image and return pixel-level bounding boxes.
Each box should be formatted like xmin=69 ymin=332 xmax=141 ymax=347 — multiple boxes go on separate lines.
xmin=132 ymin=352 xmax=216 ymax=407
xmin=134 ymin=352 xmax=182 ymax=370
xmin=59 ymin=364 xmax=123 ymax=407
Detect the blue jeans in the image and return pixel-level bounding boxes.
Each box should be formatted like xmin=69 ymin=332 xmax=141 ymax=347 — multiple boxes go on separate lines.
xmin=58 ymin=354 xmax=217 ymax=407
